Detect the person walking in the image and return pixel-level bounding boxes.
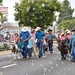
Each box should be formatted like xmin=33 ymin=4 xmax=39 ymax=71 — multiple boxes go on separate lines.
xmin=35 ymin=27 xmax=45 ymax=58
xmin=70 ymin=29 xmax=75 ymax=62
xmin=47 ymin=29 xmax=57 ymax=54
xmin=66 ymin=31 xmax=72 ymax=54
xmin=27 ymin=35 xmax=34 ymax=58
xmin=59 ymin=33 xmax=68 ymax=60
xmin=31 ymin=29 xmax=38 ymax=56
xmin=19 ymin=27 xmax=30 ymax=60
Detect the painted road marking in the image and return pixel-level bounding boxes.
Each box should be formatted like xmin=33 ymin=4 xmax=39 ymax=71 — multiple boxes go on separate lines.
xmin=1 ymin=63 xmax=17 ymax=69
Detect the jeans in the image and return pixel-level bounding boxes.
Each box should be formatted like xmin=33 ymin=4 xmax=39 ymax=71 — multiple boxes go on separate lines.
xmin=37 ymin=40 xmax=43 ymax=57
xmin=28 ymin=48 xmax=33 ymax=58
xmin=21 ymin=42 xmax=28 ymax=59
xmin=48 ymin=40 xmax=53 ymax=53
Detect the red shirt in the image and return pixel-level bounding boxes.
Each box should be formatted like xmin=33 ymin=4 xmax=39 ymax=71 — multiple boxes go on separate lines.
xmin=66 ymin=34 xmax=72 ymax=40
xmin=60 ymin=36 xmax=66 ymax=41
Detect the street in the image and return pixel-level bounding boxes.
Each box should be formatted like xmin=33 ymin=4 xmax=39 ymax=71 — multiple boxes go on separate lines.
xmin=0 ymin=46 xmax=75 ymax=75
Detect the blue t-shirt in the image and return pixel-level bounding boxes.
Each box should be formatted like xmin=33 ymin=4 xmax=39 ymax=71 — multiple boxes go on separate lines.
xmin=20 ymin=31 xmax=30 ymax=41
xmin=70 ymin=34 xmax=75 ymax=46
xmin=48 ymin=34 xmax=56 ymax=40
xmin=27 ymin=38 xmax=34 ymax=49
xmin=36 ymin=31 xmax=45 ymax=40
xmin=19 ymin=31 xmax=30 ymax=45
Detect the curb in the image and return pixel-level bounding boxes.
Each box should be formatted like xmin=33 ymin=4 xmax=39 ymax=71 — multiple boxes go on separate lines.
xmin=0 ymin=50 xmax=12 ymax=56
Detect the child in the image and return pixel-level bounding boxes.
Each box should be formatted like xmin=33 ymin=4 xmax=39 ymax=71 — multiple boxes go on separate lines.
xmin=27 ymin=36 xmax=34 ymax=58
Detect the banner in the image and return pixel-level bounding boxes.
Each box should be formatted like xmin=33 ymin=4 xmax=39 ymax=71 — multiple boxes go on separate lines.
xmin=0 ymin=7 xmax=8 ymax=14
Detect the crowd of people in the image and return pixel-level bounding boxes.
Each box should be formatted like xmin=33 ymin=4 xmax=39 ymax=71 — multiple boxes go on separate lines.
xmin=9 ymin=26 xmax=75 ymax=62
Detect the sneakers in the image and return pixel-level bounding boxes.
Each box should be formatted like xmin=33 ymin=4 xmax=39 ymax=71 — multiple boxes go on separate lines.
xmin=50 ymin=51 xmax=53 ymax=54
xmin=22 ymin=57 xmax=26 ymax=61
xmin=38 ymin=55 xmax=46 ymax=58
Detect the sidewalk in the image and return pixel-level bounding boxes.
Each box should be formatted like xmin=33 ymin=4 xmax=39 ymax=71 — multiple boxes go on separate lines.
xmin=0 ymin=50 xmax=12 ymax=56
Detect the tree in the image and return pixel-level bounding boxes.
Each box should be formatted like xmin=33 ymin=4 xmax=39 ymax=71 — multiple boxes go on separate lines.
xmin=58 ymin=0 xmax=74 ymax=23
xmin=0 ymin=13 xmax=7 ymax=25
xmin=0 ymin=0 xmax=2 ymax=6
xmin=0 ymin=0 xmax=3 ymax=16
xmin=14 ymin=0 xmax=62 ymax=28
xmin=0 ymin=15 xmax=7 ymax=24
xmin=58 ymin=20 xmax=75 ymax=31
xmin=0 ymin=0 xmax=2 ymax=3
xmin=0 ymin=0 xmax=3 ymax=25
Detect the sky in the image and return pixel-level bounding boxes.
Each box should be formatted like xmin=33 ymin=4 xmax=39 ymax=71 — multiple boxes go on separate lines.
xmin=2 ymin=0 xmax=75 ymax=23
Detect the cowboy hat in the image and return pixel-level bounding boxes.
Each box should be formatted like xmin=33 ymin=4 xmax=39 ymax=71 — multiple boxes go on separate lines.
xmin=22 ymin=27 xmax=28 ymax=32
xmin=57 ymin=30 xmax=60 ymax=32
xmin=48 ymin=29 xmax=52 ymax=32
xmin=67 ymin=30 xmax=71 ymax=34
xmin=61 ymin=33 xmax=64 ymax=36
xmin=65 ymin=29 xmax=69 ymax=33
xmin=35 ymin=27 xmax=41 ymax=31
xmin=72 ymin=28 xmax=75 ymax=32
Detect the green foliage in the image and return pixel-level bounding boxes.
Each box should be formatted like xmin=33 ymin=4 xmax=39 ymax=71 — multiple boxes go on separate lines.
xmin=58 ymin=0 xmax=74 ymax=23
xmin=58 ymin=20 xmax=75 ymax=31
xmin=0 ymin=13 xmax=7 ymax=24
xmin=0 ymin=0 xmax=2 ymax=3
xmin=14 ymin=0 xmax=62 ymax=28
xmin=0 ymin=44 xmax=10 ymax=51
xmin=1 ymin=15 xmax=7 ymax=24
xmin=3 ymin=43 xmax=10 ymax=50
xmin=0 ymin=0 xmax=2 ymax=5
xmin=0 ymin=0 xmax=6 ymax=24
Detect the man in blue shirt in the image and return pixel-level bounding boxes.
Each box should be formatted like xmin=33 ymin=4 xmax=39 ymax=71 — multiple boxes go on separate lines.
xmin=35 ymin=27 xmax=45 ymax=58
xmin=19 ymin=27 xmax=30 ymax=60
xmin=70 ymin=29 xmax=75 ymax=62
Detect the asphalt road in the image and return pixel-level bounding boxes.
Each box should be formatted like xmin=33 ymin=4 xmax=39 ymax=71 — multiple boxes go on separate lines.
xmin=0 ymin=46 xmax=75 ymax=75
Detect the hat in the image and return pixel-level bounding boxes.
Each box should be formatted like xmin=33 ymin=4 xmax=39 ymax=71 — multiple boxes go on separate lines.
xmin=61 ymin=33 xmax=64 ymax=36
xmin=57 ymin=30 xmax=60 ymax=32
xmin=72 ymin=28 xmax=75 ymax=32
xmin=35 ymin=27 xmax=41 ymax=31
xmin=67 ymin=31 xmax=71 ymax=34
xmin=22 ymin=27 xmax=28 ymax=32
xmin=48 ymin=29 xmax=52 ymax=32
xmin=65 ymin=29 xmax=69 ymax=33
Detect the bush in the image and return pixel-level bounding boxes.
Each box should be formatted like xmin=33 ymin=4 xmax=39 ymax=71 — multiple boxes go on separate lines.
xmin=3 ymin=43 xmax=10 ymax=50
xmin=0 ymin=46 xmax=4 ymax=51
